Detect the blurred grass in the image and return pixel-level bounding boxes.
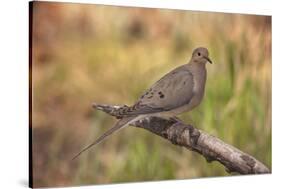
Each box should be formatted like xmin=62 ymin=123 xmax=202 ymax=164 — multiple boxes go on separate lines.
xmin=31 ymin=2 xmax=271 ymax=187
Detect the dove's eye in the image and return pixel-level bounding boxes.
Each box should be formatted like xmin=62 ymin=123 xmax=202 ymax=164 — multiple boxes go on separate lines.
xmin=197 ymin=52 xmax=201 ymax=56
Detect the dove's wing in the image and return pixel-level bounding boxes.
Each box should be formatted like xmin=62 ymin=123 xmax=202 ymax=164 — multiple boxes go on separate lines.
xmin=116 ymin=65 xmax=194 ymax=116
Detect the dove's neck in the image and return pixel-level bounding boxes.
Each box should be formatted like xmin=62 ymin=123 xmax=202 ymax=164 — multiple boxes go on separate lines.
xmin=188 ymin=62 xmax=207 ymax=101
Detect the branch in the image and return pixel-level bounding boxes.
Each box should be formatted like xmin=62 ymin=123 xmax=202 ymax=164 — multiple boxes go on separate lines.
xmin=93 ymin=104 xmax=270 ymax=174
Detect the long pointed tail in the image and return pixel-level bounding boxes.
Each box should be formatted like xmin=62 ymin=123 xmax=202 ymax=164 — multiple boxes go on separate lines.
xmin=72 ymin=116 xmax=138 ymax=160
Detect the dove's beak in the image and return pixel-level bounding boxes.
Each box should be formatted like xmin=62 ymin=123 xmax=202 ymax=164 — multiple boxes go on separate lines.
xmin=204 ymin=56 xmax=212 ymax=64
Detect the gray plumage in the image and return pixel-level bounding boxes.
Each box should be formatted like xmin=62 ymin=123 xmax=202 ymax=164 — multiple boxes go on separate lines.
xmin=72 ymin=47 xmax=212 ymax=160
xmin=114 ymin=47 xmax=212 ymax=117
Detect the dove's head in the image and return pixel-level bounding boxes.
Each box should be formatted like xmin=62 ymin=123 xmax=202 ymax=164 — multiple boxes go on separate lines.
xmin=191 ymin=47 xmax=212 ymax=64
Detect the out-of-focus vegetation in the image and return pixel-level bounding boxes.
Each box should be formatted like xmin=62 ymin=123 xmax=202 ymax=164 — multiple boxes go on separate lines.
xmin=31 ymin=2 xmax=271 ymax=187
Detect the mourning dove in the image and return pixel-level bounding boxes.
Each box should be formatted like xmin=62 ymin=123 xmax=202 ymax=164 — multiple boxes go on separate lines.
xmin=72 ymin=47 xmax=212 ymax=160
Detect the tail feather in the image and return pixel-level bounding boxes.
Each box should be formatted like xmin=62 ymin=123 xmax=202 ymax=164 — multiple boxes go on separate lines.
xmin=72 ymin=116 xmax=137 ymax=160
xmin=92 ymin=103 xmax=129 ymax=118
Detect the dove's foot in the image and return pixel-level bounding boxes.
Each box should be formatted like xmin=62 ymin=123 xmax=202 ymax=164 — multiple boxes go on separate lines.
xmin=165 ymin=117 xmax=200 ymax=147
xmin=170 ymin=116 xmax=184 ymax=124
xmin=185 ymin=124 xmax=200 ymax=146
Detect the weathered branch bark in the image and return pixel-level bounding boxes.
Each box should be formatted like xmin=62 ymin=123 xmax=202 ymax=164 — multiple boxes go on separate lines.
xmin=93 ymin=104 xmax=270 ymax=175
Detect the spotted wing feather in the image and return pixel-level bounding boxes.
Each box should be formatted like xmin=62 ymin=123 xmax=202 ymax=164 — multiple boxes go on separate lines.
xmin=115 ymin=65 xmax=194 ymax=116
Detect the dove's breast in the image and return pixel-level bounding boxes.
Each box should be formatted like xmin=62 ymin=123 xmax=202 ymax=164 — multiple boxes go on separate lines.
xmin=169 ymin=65 xmax=207 ymax=115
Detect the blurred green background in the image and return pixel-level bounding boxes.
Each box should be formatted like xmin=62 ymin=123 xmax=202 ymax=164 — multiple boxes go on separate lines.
xmin=31 ymin=2 xmax=271 ymax=188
